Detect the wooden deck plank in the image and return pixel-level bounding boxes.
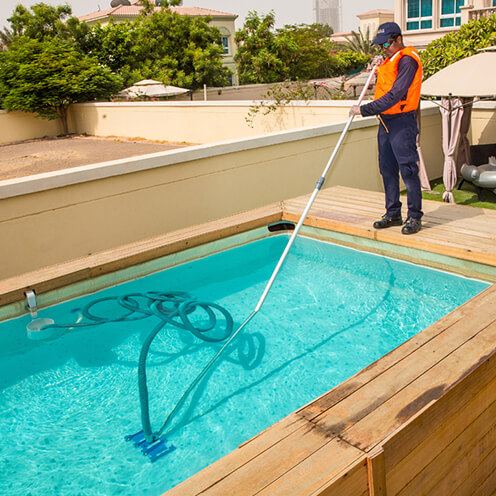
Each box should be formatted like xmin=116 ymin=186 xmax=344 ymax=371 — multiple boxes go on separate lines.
xmin=158 ymin=414 xmax=308 ymax=496
xmin=283 ymin=186 xmax=496 ymax=259
xmin=385 ymin=358 xmax=496 ymax=493
xmin=283 ymin=198 xmax=496 ymax=246
xmin=303 ymin=286 xmax=496 ymax=434
xmin=469 ymin=453 xmax=496 ymax=496
xmin=304 ymin=206 xmax=496 ymax=249
xmin=285 ymin=202 xmax=496 ymax=250
xmin=340 ymin=320 xmax=496 ymax=451
xmin=190 ymin=425 xmax=357 ymax=496
xmin=254 ymin=441 xmax=366 ymax=496
xmin=396 ymin=398 xmax=496 ymax=496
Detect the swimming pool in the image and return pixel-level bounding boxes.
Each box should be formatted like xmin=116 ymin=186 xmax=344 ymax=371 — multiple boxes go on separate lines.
xmin=0 ymin=235 xmax=489 ymax=495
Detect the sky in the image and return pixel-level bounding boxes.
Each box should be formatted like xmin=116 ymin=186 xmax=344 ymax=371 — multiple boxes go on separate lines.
xmin=0 ymin=0 xmax=394 ymax=32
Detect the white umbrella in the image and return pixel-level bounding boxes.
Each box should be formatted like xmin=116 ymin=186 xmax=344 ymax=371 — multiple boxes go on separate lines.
xmin=119 ymin=79 xmax=190 ymax=98
xmin=422 ymin=52 xmax=496 ymax=98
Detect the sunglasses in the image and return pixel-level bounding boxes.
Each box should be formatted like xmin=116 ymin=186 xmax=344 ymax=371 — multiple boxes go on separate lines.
xmin=381 ymin=36 xmax=399 ymax=49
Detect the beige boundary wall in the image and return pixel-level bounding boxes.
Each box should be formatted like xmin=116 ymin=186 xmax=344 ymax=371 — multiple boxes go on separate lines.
xmin=1 ymin=100 xmax=494 ymax=147
xmin=67 ymin=100 xmax=354 ymax=144
xmin=0 ymin=110 xmax=63 ymax=144
xmin=471 ymin=102 xmax=496 ymax=145
xmin=0 ymin=108 xmax=443 ymax=279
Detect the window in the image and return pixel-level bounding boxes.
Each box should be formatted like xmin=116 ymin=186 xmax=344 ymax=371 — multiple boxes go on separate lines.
xmin=440 ymin=0 xmax=465 ymax=27
xmin=221 ymin=36 xmax=229 ymax=54
xmin=406 ymin=0 xmax=433 ymax=31
xmin=219 ymin=27 xmax=232 ymax=55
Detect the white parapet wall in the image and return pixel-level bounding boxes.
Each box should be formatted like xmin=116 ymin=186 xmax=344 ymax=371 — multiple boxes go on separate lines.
xmin=0 ymin=107 xmax=442 ymax=279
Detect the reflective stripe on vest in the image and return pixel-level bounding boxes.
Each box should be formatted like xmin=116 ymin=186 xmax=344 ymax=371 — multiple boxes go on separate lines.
xmin=374 ymin=46 xmax=423 ymax=115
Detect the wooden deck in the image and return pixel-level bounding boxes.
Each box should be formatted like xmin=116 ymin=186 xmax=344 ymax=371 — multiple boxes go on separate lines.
xmin=284 ymin=186 xmax=496 ymax=267
xmin=2 ymin=186 xmax=496 ymax=495
xmin=164 ymin=187 xmax=496 ymax=496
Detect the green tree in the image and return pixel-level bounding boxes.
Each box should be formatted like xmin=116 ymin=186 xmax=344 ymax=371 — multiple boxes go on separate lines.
xmin=280 ymin=23 xmax=336 ymax=80
xmin=128 ymin=8 xmax=230 ymax=89
xmin=72 ymin=20 xmax=138 ymax=74
xmin=2 ymin=2 xmax=230 ymax=90
xmin=421 ymin=14 xmax=496 ymax=78
xmin=235 ymin=12 xmax=370 ymax=83
xmin=234 ymin=11 xmax=295 ymax=84
xmin=7 ymin=3 xmax=75 ymax=40
xmin=0 ymin=37 xmax=122 ymax=133
xmin=68 ymin=6 xmax=230 ymax=89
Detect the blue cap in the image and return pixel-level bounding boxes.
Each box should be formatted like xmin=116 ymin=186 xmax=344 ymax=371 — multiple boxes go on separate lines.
xmin=372 ymin=22 xmax=402 ymax=45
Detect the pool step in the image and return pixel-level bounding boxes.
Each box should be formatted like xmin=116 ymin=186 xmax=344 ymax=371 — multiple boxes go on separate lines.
xmin=125 ymin=430 xmax=175 ymax=462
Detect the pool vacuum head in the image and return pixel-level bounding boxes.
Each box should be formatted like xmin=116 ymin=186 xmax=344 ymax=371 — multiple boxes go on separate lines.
xmin=125 ymin=430 xmax=175 ymax=462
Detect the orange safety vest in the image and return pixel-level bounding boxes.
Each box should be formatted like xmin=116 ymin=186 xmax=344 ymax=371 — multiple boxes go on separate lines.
xmin=374 ymin=46 xmax=423 ymax=115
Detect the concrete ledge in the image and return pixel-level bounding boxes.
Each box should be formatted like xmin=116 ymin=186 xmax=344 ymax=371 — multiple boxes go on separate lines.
xmin=0 ymin=105 xmax=442 ymax=200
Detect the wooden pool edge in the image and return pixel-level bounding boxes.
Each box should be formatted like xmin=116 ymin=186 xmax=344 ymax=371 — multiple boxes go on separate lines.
xmin=164 ymin=285 xmax=496 ymax=496
xmin=0 ymin=202 xmax=283 ymax=314
xmin=2 ymin=186 xmax=496 ymax=313
xmin=2 ymin=186 xmax=496 ymax=495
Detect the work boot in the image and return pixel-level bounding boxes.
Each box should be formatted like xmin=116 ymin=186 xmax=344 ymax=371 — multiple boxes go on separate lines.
xmin=373 ymin=214 xmax=403 ymax=229
xmin=401 ymin=217 xmax=422 ymax=235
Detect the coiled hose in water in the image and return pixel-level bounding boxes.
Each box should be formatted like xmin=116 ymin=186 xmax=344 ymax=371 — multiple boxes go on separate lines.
xmin=40 ymin=291 xmax=234 ymax=443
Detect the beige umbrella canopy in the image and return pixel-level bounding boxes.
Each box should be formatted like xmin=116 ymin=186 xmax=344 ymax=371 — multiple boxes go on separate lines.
xmin=422 ymin=52 xmax=496 ymax=97
xmin=119 ymin=79 xmax=190 ymax=99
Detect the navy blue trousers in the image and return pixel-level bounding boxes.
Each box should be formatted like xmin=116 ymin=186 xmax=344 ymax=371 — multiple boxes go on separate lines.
xmin=378 ymin=112 xmax=423 ymax=220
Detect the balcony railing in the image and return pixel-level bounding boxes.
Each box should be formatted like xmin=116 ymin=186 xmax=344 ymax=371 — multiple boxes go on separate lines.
xmin=469 ymin=6 xmax=496 ymax=21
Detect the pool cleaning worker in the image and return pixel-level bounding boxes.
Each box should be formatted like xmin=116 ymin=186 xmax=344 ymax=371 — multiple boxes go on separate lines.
xmin=349 ymin=22 xmax=423 ymax=235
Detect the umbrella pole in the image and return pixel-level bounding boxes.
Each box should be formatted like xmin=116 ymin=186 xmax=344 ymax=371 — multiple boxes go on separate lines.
xmin=448 ymin=93 xmax=452 ymax=144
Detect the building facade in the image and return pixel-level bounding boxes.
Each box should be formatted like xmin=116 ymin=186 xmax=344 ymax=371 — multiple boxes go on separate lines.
xmin=78 ymin=0 xmax=238 ymax=84
xmin=314 ymin=0 xmax=342 ymax=32
xmin=357 ymin=9 xmax=395 ymax=38
xmin=394 ymin=0 xmax=496 ymax=48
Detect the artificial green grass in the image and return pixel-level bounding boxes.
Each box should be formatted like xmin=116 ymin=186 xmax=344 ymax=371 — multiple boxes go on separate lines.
xmin=402 ymin=177 xmax=496 ymax=210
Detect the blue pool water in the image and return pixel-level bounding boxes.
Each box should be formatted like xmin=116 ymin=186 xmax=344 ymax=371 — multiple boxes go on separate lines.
xmin=0 ymin=235 xmax=489 ymax=495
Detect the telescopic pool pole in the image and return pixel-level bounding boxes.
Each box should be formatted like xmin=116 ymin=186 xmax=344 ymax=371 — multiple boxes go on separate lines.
xmin=156 ymin=65 xmax=379 ymax=437
xmin=252 ymin=66 xmax=378 ymax=315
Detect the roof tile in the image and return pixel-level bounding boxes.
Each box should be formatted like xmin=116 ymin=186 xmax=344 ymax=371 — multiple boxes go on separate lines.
xmin=78 ymin=5 xmax=237 ymax=22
